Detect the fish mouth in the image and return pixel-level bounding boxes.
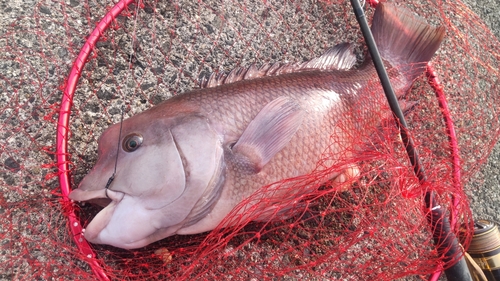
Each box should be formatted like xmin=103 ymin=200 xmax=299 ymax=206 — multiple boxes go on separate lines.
xmin=88 ymin=197 xmax=112 ymax=207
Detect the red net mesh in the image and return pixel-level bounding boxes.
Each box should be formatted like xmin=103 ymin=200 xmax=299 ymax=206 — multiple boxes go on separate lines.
xmin=1 ymin=0 xmax=499 ymax=280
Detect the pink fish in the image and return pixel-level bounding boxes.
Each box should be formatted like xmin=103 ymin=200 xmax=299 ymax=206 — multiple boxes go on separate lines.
xmin=69 ymin=3 xmax=445 ymax=249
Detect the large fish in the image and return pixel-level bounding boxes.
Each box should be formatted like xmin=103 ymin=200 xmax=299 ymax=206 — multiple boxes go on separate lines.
xmin=69 ymin=3 xmax=445 ymax=249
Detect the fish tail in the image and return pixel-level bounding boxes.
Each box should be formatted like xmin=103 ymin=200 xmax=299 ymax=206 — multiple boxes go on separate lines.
xmin=371 ymin=3 xmax=445 ymax=82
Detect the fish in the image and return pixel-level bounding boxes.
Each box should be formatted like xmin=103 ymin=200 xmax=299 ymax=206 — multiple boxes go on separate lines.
xmin=69 ymin=3 xmax=445 ymax=249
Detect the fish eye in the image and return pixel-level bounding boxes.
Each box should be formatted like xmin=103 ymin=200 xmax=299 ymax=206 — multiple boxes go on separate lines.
xmin=122 ymin=133 xmax=143 ymax=152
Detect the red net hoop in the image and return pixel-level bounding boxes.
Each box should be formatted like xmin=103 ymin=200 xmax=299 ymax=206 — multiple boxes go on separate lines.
xmin=55 ymin=0 xmax=467 ymax=279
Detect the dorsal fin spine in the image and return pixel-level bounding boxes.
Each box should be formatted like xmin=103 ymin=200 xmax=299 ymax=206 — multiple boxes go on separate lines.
xmin=200 ymin=43 xmax=357 ymax=89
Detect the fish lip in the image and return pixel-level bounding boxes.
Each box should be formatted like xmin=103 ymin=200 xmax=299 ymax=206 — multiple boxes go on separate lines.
xmin=82 ymin=200 xmax=119 ymax=242
xmin=68 ymin=188 xmax=125 ymax=205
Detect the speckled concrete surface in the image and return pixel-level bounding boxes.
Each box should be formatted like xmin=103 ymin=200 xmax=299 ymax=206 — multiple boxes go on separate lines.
xmin=464 ymin=0 xmax=500 ymax=225
xmin=0 ymin=0 xmax=499 ymax=279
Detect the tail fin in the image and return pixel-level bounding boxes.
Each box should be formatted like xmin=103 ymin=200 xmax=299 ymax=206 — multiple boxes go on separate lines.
xmin=371 ymin=3 xmax=445 ymax=81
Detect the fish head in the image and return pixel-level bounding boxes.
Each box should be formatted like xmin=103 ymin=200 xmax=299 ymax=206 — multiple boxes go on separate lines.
xmin=69 ymin=106 xmax=224 ymax=249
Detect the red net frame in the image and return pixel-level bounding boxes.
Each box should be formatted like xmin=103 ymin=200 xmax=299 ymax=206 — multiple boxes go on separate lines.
xmin=56 ymin=1 xmax=135 ymax=279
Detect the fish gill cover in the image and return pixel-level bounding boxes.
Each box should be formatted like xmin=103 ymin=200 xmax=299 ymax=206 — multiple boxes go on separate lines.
xmin=0 ymin=0 xmax=499 ymax=280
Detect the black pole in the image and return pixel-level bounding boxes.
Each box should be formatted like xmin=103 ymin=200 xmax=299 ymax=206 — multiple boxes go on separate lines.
xmin=348 ymin=1 xmax=472 ymax=280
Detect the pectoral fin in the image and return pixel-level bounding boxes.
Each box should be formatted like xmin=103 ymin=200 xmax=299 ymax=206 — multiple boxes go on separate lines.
xmin=232 ymin=96 xmax=303 ymax=173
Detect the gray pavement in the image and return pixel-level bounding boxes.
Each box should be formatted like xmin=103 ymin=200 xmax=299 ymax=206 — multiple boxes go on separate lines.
xmin=0 ymin=0 xmax=499 ymax=279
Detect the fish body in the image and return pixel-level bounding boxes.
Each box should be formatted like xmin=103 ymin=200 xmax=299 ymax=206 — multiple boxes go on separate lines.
xmin=69 ymin=3 xmax=445 ymax=249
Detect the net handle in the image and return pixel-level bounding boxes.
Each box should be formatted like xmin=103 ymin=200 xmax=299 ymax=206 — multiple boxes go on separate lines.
xmin=56 ymin=0 xmax=136 ymax=280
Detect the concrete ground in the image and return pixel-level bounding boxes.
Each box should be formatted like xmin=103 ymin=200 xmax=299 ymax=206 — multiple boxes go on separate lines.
xmin=0 ymin=0 xmax=499 ymax=279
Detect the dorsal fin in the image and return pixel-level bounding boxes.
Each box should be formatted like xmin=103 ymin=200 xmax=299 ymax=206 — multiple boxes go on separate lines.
xmin=200 ymin=43 xmax=357 ymax=88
